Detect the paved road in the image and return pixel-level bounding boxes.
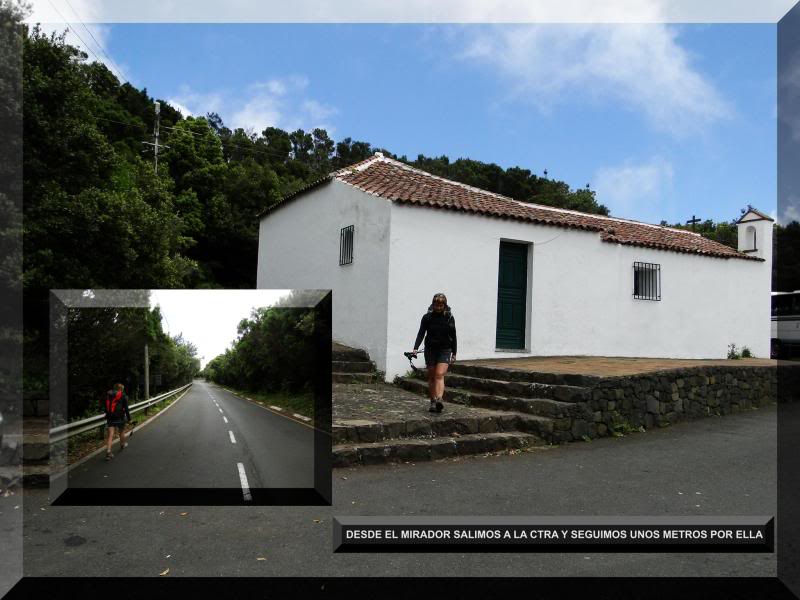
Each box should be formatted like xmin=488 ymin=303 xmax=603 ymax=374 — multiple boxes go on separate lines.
xmin=17 ymin=403 xmax=781 ymax=578
xmin=66 ymin=381 xmax=315 ymax=494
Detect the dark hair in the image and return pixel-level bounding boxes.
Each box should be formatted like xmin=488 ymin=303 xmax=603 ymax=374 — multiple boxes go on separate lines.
xmin=427 ymin=293 xmax=452 ymax=318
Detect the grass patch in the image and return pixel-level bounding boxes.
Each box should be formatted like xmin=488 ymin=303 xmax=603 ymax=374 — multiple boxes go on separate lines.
xmin=219 ymin=385 xmax=314 ymax=419
xmin=67 ymin=388 xmax=188 ymax=465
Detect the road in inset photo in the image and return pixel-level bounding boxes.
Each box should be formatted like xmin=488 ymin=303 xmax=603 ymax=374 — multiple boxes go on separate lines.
xmin=68 ymin=380 xmax=314 ymax=493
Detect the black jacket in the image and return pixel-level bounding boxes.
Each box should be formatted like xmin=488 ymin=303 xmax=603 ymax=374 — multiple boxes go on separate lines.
xmin=414 ymin=311 xmax=457 ymax=354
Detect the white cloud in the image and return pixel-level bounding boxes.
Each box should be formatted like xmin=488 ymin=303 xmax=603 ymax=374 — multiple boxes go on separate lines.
xmin=593 ymin=157 xmax=674 ymax=221
xmin=303 ymin=100 xmax=336 ymax=121
xmin=451 ymin=24 xmax=733 ymax=137
xmin=230 ymin=93 xmax=283 ymax=133
xmin=167 ymin=100 xmax=193 ymax=118
xmin=779 ymin=195 xmax=800 ymax=225
xmin=779 ymin=49 xmax=800 ymax=142
xmin=252 ymin=80 xmax=288 ymax=96
xmin=167 ymin=86 xmax=224 ymax=117
xmin=172 ymin=77 xmax=337 ymax=135
xmin=150 ymin=290 xmax=291 ymax=368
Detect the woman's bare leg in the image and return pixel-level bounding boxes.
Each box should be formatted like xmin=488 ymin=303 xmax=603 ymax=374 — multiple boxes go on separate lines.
xmin=434 ymin=362 xmax=450 ymax=400
xmin=426 ymin=366 xmax=436 ymax=400
xmin=119 ymin=426 xmax=127 ymax=448
xmin=105 ymin=426 xmax=115 ymax=454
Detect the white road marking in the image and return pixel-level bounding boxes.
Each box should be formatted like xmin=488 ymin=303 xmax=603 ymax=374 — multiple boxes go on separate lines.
xmin=293 ymin=413 xmax=312 ymax=422
xmin=228 ymin=431 xmax=237 ymax=444
xmin=270 ymin=406 xmax=283 ymax=412
xmin=223 ymin=416 xmax=228 ymax=424
xmin=218 ymin=408 xmax=223 ymax=414
xmin=237 ymin=463 xmax=252 ymax=502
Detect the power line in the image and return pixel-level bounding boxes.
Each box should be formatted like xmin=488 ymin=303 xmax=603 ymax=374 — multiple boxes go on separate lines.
xmin=61 ymin=0 xmax=128 ymax=85
xmin=45 ymin=0 xmax=126 ymax=83
xmin=92 ymin=114 xmax=304 ymax=162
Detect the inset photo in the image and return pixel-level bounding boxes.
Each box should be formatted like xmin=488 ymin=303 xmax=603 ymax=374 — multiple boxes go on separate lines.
xmin=49 ymin=289 xmax=331 ymax=505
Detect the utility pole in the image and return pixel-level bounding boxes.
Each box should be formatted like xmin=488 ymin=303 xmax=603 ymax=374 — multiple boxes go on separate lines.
xmin=142 ymin=101 xmax=169 ymax=175
xmin=144 ymin=342 xmax=150 ymax=414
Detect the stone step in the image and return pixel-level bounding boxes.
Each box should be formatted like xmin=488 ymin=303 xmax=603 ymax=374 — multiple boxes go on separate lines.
xmin=332 ymin=360 xmax=375 ymax=373
xmin=333 ymin=431 xmax=543 ymax=467
xmin=22 ymin=463 xmax=49 ymax=487
xmin=334 ymin=410 xmax=554 ymax=445
xmin=396 ymin=376 xmax=581 ymax=421
xmin=22 ymin=440 xmax=49 ymax=463
xmin=439 ymin=372 xmax=590 ymax=403
xmin=333 ymin=372 xmax=383 ymax=384
xmin=450 ymin=363 xmax=601 ymax=388
xmin=332 ymin=348 xmax=370 ymax=362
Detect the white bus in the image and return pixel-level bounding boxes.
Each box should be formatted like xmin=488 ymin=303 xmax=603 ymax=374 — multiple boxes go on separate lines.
xmin=771 ymin=291 xmax=800 ymax=358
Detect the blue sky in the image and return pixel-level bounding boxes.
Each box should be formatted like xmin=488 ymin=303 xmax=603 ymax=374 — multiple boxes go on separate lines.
xmin=88 ymin=24 xmax=778 ymax=225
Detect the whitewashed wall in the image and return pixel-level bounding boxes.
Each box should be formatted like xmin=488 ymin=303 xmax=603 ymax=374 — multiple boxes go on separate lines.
xmin=256 ymin=181 xmax=393 ymax=372
xmin=384 ymin=202 xmax=771 ymax=379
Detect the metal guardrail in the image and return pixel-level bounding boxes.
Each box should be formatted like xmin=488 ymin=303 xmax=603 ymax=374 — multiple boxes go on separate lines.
xmin=49 ymin=383 xmax=193 ymax=444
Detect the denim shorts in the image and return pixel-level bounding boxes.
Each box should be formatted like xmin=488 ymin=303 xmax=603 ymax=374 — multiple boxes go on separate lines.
xmin=424 ymin=347 xmax=452 ymax=367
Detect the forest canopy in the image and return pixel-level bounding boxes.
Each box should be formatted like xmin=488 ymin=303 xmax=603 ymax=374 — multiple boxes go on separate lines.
xmin=66 ymin=301 xmax=200 ymax=419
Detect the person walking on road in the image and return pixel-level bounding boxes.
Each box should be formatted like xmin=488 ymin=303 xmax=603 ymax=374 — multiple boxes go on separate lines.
xmin=103 ymin=383 xmax=131 ymax=460
xmin=410 ymin=293 xmax=457 ymax=414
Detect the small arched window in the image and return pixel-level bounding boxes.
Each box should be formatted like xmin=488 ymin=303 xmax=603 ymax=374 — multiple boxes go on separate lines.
xmin=746 ymin=225 xmax=757 ymax=251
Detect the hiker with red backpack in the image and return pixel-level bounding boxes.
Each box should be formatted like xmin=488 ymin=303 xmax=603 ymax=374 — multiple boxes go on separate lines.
xmin=103 ymin=383 xmax=131 ymax=460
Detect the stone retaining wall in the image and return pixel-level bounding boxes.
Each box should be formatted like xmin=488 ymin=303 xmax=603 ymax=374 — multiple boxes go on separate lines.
xmin=562 ymin=366 xmax=777 ymax=442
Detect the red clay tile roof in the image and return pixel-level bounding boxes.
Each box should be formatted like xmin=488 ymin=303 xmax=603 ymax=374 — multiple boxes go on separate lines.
xmin=333 ymin=154 xmax=760 ymax=261
xmin=262 ymin=153 xmax=762 ymax=261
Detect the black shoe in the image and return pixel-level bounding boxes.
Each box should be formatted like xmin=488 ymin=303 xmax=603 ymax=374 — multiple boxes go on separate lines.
xmin=428 ymin=401 xmax=437 ymax=413
xmin=435 ymin=401 xmax=444 ymax=413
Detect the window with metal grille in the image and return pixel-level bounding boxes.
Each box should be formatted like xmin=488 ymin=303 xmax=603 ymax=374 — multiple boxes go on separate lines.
xmin=633 ymin=262 xmax=660 ymax=301
xmin=339 ymin=225 xmax=354 ymax=265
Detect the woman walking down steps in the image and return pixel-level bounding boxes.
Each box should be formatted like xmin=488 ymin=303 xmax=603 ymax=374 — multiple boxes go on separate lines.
xmin=410 ymin=293 xmax=457 ymax=414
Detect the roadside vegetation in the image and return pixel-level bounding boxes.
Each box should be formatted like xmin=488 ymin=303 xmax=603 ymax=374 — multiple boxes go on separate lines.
xmin=66 ymin=297 xmax=199 ymax=421
xmin=202 ymin=297 xmax=322 ymax=419
xmin=210 ymin=384 xmax=314 ymax=420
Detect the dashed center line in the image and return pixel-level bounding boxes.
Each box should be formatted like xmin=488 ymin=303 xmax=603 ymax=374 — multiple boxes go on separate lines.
xmin=223 ymin=416 xmax=228 ymax=424
xmin=228 ymin=430 xmax=237 ymax=444
xmin=219 ymin=408 xmax=224 ymax=414
xmin=237 ymin=463 xmax=252 ymax=502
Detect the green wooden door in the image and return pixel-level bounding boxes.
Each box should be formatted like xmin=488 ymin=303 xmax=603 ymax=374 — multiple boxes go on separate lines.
xmin=495 ymin=242 xmax=528 ymax=349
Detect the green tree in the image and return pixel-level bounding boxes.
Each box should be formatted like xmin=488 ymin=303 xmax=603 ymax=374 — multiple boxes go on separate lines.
xmin=204 ymin=306 xmax=316 ymax=394
xmin=333 ymin=137 xmax=373 ymax=169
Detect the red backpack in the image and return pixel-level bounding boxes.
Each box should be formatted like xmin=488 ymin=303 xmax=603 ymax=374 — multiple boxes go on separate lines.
xmin=106 ymin=390 xmax=123 ymax=417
